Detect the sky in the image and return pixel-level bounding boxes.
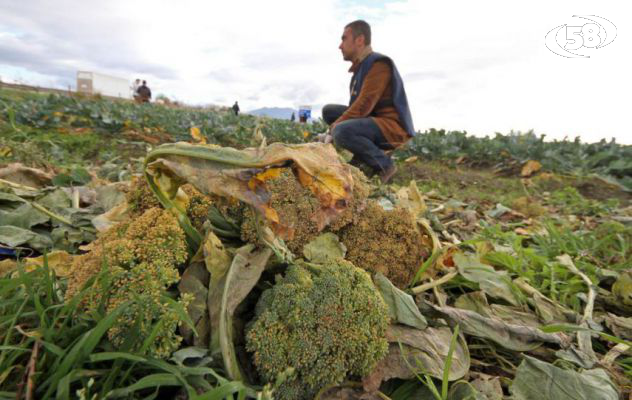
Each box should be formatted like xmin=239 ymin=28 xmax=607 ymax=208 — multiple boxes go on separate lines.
xmin=0 ymin=0 xmax=630 ymax=144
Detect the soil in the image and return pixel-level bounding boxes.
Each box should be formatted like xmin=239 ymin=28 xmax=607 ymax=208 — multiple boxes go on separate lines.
xmin=395 ymin=160 xmax=631 ymax=207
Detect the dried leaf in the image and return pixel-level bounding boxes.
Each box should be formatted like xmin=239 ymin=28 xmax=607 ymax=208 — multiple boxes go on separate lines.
xmin=0 ymin=250 xmax=74 ymax=277
xmin=190 ymin=126 xmax=207 ymax=144
xmin=178 ymin=261 xmax=210 ymax=347
xmin=521 ymin=160 xmax=542 ymax=177
xmin=363 ymin=324 xmax=470 ymax=391
xmin=426 ymin=302 xmax=566 ymax=351
xmin=603 ymin=312 xmax=632 ymax=340
xmin=145 ymin=142 xmax=354 ymax=246
xmin=469 ymin=374 xmax=503 ymax=400
xmin=394 ymin=180 xmax=427 ymax=217
xmin=204 ymin=231 xmax=234 ymax=354
xmin=510 ymin=356 xmax=618 ymax=400
xmin=448 ymin=382 xmax=487 ymax=400
xmin=0 ymin=163 xmax=53 ymax=188
xmin=216 ymin=244 xmax=272 ymax=381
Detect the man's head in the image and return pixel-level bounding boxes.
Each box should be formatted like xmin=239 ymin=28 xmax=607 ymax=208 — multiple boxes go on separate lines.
xmin=135 ymin=78 xmax=140 ymax=83
xmin=142 ymin=80 xmax=147 ymax=85
xmin=339 ymin=20 xmax=371 ymax=62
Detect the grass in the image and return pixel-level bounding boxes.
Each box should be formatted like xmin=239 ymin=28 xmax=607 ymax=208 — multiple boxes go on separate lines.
xmin=0 ymin=259 xmax=253 ymax=399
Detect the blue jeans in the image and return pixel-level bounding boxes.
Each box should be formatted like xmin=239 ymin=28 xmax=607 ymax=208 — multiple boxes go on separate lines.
xmin=322 ymin=104 xmax=394 ymax=173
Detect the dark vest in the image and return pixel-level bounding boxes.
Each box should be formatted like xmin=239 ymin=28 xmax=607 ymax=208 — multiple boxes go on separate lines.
xmin=349 ymin=52 xmax=415 ymax=137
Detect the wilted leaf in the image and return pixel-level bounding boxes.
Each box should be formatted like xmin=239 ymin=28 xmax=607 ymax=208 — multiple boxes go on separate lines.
xmin=170 ymin=346 xmax=211 ymax=366
xmin=375 ymin=274 xmax=427 ymax=329
xmin=521 ymin=160 xmax=542 ymax=177
xmin=204 ymin=231 xmax=234 ymax=354
xmin=178 ymin=261 xmax=210 ymax=347
xmin=0 ymin=192 xmax=27 ymax=209
xmin=217 ymin=244 xmax=272 ymax=381
xmin=94 ymin=183 xmax=127 ymax=212
xmin=603 ymin=312 xmax=632 ymax=340
xmin=37 ymin=188 xmax=72 ymax=209
xmin=50 ymin=225 xmax=95 ymax=252
xmin=190 ymin=126 xmax=207 ymax=144
xmin=394 ymin=180 xmax=427 ymax=217
xmin=303 ymin=232 xmax=346 ymax=264
xmin=510 ymin=356 xmax=618 ymax=400
xmin=469 ymin=375 xmax=503 ymax=400
xmin=454 ymin=253 xmax=519 ymax=306
xmin=91 ymin=202 xmax=130 ymax=232
xmin=0 ymin=203 xmax=49 ymax=228
xmin=0 ymin=163 xmax=53 ymax=188
xmin=0 ymin=250 xmax=74 ymax=276
xmin=555 ymin=346 xmax=596 ymax=369
xmin=425 ymin=302 xmax=566 ymax=351
xmin=454 ymin=291 xmax=490 ymax=316
xmin=0 ymin=225 xmax=52 ymax=250
xmin=486 ymin=203 xmax=511 ymax=218
xmin=363 ymin=324 xmax=470 ymax=391
xmin=318 ymin=385 xmax=383 ymax=400
xmin=144 ymin=142 xmax=354 ymax=246
xmin=513 ymin=277 xmax=576 ymax=324
xmin=448 ymin=382 xmax=486 ymax=400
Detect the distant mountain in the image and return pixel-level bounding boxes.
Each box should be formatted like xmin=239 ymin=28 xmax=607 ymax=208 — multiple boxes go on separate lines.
xmin=247 ymin=107 xmax=296 ymax=120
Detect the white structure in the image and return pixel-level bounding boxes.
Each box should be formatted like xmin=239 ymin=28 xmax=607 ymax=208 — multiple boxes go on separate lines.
xmin=76 ymin=71 xmax=132 ymax=99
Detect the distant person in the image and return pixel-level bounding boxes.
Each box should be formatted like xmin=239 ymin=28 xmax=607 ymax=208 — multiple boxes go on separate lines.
xmin=136 ymin=80 xmax=152 ymax=103
xmin=131 ymin=78 xmax=141 ymax=101
xmin=320 ymin=20 xmax=415 ymax=184
xmin=232 ymin=101 xmax=240 ymax=115
xmin=290 ymin=112 xmax=296 ymax=122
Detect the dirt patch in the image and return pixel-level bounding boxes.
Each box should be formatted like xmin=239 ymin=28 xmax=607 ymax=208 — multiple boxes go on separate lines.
xmin=534 ymin=174 xmax=631 ymax=207
xmin=394 ymin=160 xmax=525 ymax=205
xmin=397 ymin=160 xmax=631 ymax=207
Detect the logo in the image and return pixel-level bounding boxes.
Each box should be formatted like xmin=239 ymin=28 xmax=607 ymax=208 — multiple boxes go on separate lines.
xmin=545 ymin=15 xmax=617 ymax=58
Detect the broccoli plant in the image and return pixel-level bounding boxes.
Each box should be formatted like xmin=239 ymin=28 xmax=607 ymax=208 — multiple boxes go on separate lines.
xmin=67 ymin=207 xmax=189 ymax=358
xmin=245 ymin=260 xmax=389 ymax=400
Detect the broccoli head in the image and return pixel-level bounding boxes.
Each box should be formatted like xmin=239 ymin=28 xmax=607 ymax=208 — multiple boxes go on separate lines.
xmin=240 ymin=166 xmax=368 ymax=254
xmin=338 ymin=200 xmax=429 ymax=288
xmin=245 ymin=260 xmax=389 ymax=400
xmin=240 ymin=168 xmax=321 ymax=253
xmin=66 ymin=207 xmax=189 ymax=358
xmin=328 ymin=165 xmax=370 ymax=231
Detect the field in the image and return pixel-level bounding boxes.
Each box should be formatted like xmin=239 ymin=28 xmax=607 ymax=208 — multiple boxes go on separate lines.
xmin=0 ymin=87 xmax=630 ymax=399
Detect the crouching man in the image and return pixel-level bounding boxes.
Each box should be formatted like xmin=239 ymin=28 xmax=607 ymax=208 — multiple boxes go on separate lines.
xmin=322 ymin=20 xmax=416 ymax=184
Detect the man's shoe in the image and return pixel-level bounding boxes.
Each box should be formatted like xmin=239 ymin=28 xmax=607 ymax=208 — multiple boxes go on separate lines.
xmin=379 ymin=164 xmax=397 ymax=184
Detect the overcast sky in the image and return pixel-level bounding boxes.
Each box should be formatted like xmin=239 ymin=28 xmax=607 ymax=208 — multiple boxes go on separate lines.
xmin=1 ymin=0 xmax=630 ymax=144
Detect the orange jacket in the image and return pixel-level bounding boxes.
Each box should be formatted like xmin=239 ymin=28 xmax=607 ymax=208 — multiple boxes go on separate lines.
xmin=333 ymin=48 xmax=410 ymax=147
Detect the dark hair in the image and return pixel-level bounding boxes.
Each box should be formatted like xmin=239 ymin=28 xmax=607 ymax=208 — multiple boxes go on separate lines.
xmin=142 ymin=80 xmax=147 ymax=85
xmin=345 ymin=20 xmax=371 ymax=45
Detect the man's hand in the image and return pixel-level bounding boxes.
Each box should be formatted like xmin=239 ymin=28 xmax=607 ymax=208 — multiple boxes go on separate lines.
xmin=316 ymin=132 xmax=333 ymax=144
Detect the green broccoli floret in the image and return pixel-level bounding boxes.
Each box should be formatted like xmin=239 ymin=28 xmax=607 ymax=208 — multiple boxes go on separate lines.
xmin=67 ymin=207 xmax=189 ymax=358
xmin=245 ymin=260 xmax=389 ymax=400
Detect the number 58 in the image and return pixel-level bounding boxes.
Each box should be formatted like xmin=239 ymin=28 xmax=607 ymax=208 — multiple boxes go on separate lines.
xmin=565 ymin=23 xmax=602 ymax=50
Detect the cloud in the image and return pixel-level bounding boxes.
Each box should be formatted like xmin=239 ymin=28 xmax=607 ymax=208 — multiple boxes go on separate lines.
xmin=0 ymin=0 xmax=630 ymax=144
